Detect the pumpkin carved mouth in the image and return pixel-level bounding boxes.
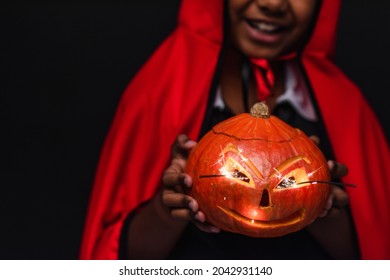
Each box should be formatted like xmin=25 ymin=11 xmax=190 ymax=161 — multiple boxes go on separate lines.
xmin=217 ymin=206 xmax=304 ymax=228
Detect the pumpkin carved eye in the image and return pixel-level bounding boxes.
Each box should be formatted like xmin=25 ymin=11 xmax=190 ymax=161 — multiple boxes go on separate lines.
xmin=220 ymin=157 xmax=255 ymax=188
xmin=276 ymin=176 xmax=296 ymax=189
xmin=232 ymin=169 xmax=250 ymax=183
xmin=275 ymin=168 xmax=309 ymax=190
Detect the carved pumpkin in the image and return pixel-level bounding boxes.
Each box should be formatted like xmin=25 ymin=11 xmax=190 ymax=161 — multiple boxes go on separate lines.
xmin=185 ymin=102 xmax=330 ymax=237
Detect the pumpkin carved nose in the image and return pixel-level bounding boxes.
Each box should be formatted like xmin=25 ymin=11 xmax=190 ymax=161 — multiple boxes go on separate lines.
xmin=259 ymin=189 xmax=270 ymax=207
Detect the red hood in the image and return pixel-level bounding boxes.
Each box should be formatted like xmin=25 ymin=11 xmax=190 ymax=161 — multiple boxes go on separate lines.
xmin=80 ymin=0 xmax=390 ymax=260
xmin=178 ymin=0 xmax=339 ymax=57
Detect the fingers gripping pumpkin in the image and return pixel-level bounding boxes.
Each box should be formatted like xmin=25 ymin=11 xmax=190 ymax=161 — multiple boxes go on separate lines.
xmin=185 ymin=102 xmax=330 ymax=237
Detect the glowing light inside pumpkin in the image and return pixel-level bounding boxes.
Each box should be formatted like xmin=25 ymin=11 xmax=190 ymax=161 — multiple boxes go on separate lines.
xmin=218 ymin=156 xmax=254 ymax=188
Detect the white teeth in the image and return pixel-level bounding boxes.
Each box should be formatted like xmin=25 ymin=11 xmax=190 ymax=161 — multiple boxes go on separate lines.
xmin=256 ymin=22 xmax=279 ymax=32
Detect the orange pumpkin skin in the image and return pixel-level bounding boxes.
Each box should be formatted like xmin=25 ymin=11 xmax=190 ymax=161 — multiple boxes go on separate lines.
xmin=185 ymin=103 xmax=330 ymax=238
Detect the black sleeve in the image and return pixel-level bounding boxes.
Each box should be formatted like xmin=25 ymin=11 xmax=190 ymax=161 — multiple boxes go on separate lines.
xmin=118 ymin=200 xmax=150 ymax=259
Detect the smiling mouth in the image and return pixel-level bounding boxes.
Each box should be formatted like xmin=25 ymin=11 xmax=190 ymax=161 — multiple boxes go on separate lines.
xmin=246 ymin=20 xmax=288 ymax=34
xmin=217 ymin=206 xmax=304 ymax=228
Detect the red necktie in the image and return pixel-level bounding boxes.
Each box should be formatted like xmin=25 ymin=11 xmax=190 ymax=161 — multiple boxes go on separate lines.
xmin=249 ymin=53 xmax=297 ymax=102
xmin=250 ymin=58 xmax=275 ymax=102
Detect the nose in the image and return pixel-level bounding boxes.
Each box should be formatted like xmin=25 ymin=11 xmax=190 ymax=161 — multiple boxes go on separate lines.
xmin=259 ymin=189 xmax=270 ymax=207
xmin=255 ymin=0 xmax=288 ymax=14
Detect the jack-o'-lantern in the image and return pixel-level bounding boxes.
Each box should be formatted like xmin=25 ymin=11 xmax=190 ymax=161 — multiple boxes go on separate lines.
xmin=185 ymin=102 xmax=330 ymax=237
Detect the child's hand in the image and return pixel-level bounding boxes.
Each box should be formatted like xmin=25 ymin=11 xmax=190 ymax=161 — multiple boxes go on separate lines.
xmin=306 ymin=136 xmax=358 ymax=259
xmin=309 ymin=135 xmax=350 ymax=218
xmin=162 ymin=134 xmax=220 ymax=233
xmin=317 ymin=160 xmax=350 ymax=218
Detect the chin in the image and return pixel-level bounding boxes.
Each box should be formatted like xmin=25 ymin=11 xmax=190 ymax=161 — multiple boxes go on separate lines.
xmin=235 ymin=42 xmax=287 ymax=61
xmin=232 ymin=35 xmax=300 ymax=61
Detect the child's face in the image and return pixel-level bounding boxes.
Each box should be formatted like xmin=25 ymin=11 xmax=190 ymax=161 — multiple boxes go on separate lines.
xmin=228 ymin=0 xmax=317 ymax=60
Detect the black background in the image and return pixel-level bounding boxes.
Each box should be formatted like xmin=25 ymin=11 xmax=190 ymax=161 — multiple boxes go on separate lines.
xmin=0 ymin=0 xmax=388 ymax=259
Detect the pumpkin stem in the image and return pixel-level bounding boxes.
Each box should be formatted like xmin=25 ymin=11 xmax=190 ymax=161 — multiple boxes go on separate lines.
xmin=250 ymin=102 xmax=270 ymax=118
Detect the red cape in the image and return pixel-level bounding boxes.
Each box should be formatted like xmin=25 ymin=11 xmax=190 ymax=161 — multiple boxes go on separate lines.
xmin=80 ymin=0 xmax=390 ymax=259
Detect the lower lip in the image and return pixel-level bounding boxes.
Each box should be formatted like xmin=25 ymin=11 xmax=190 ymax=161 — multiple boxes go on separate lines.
xmin=243 ymin=21 xmax=287 ymax=45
